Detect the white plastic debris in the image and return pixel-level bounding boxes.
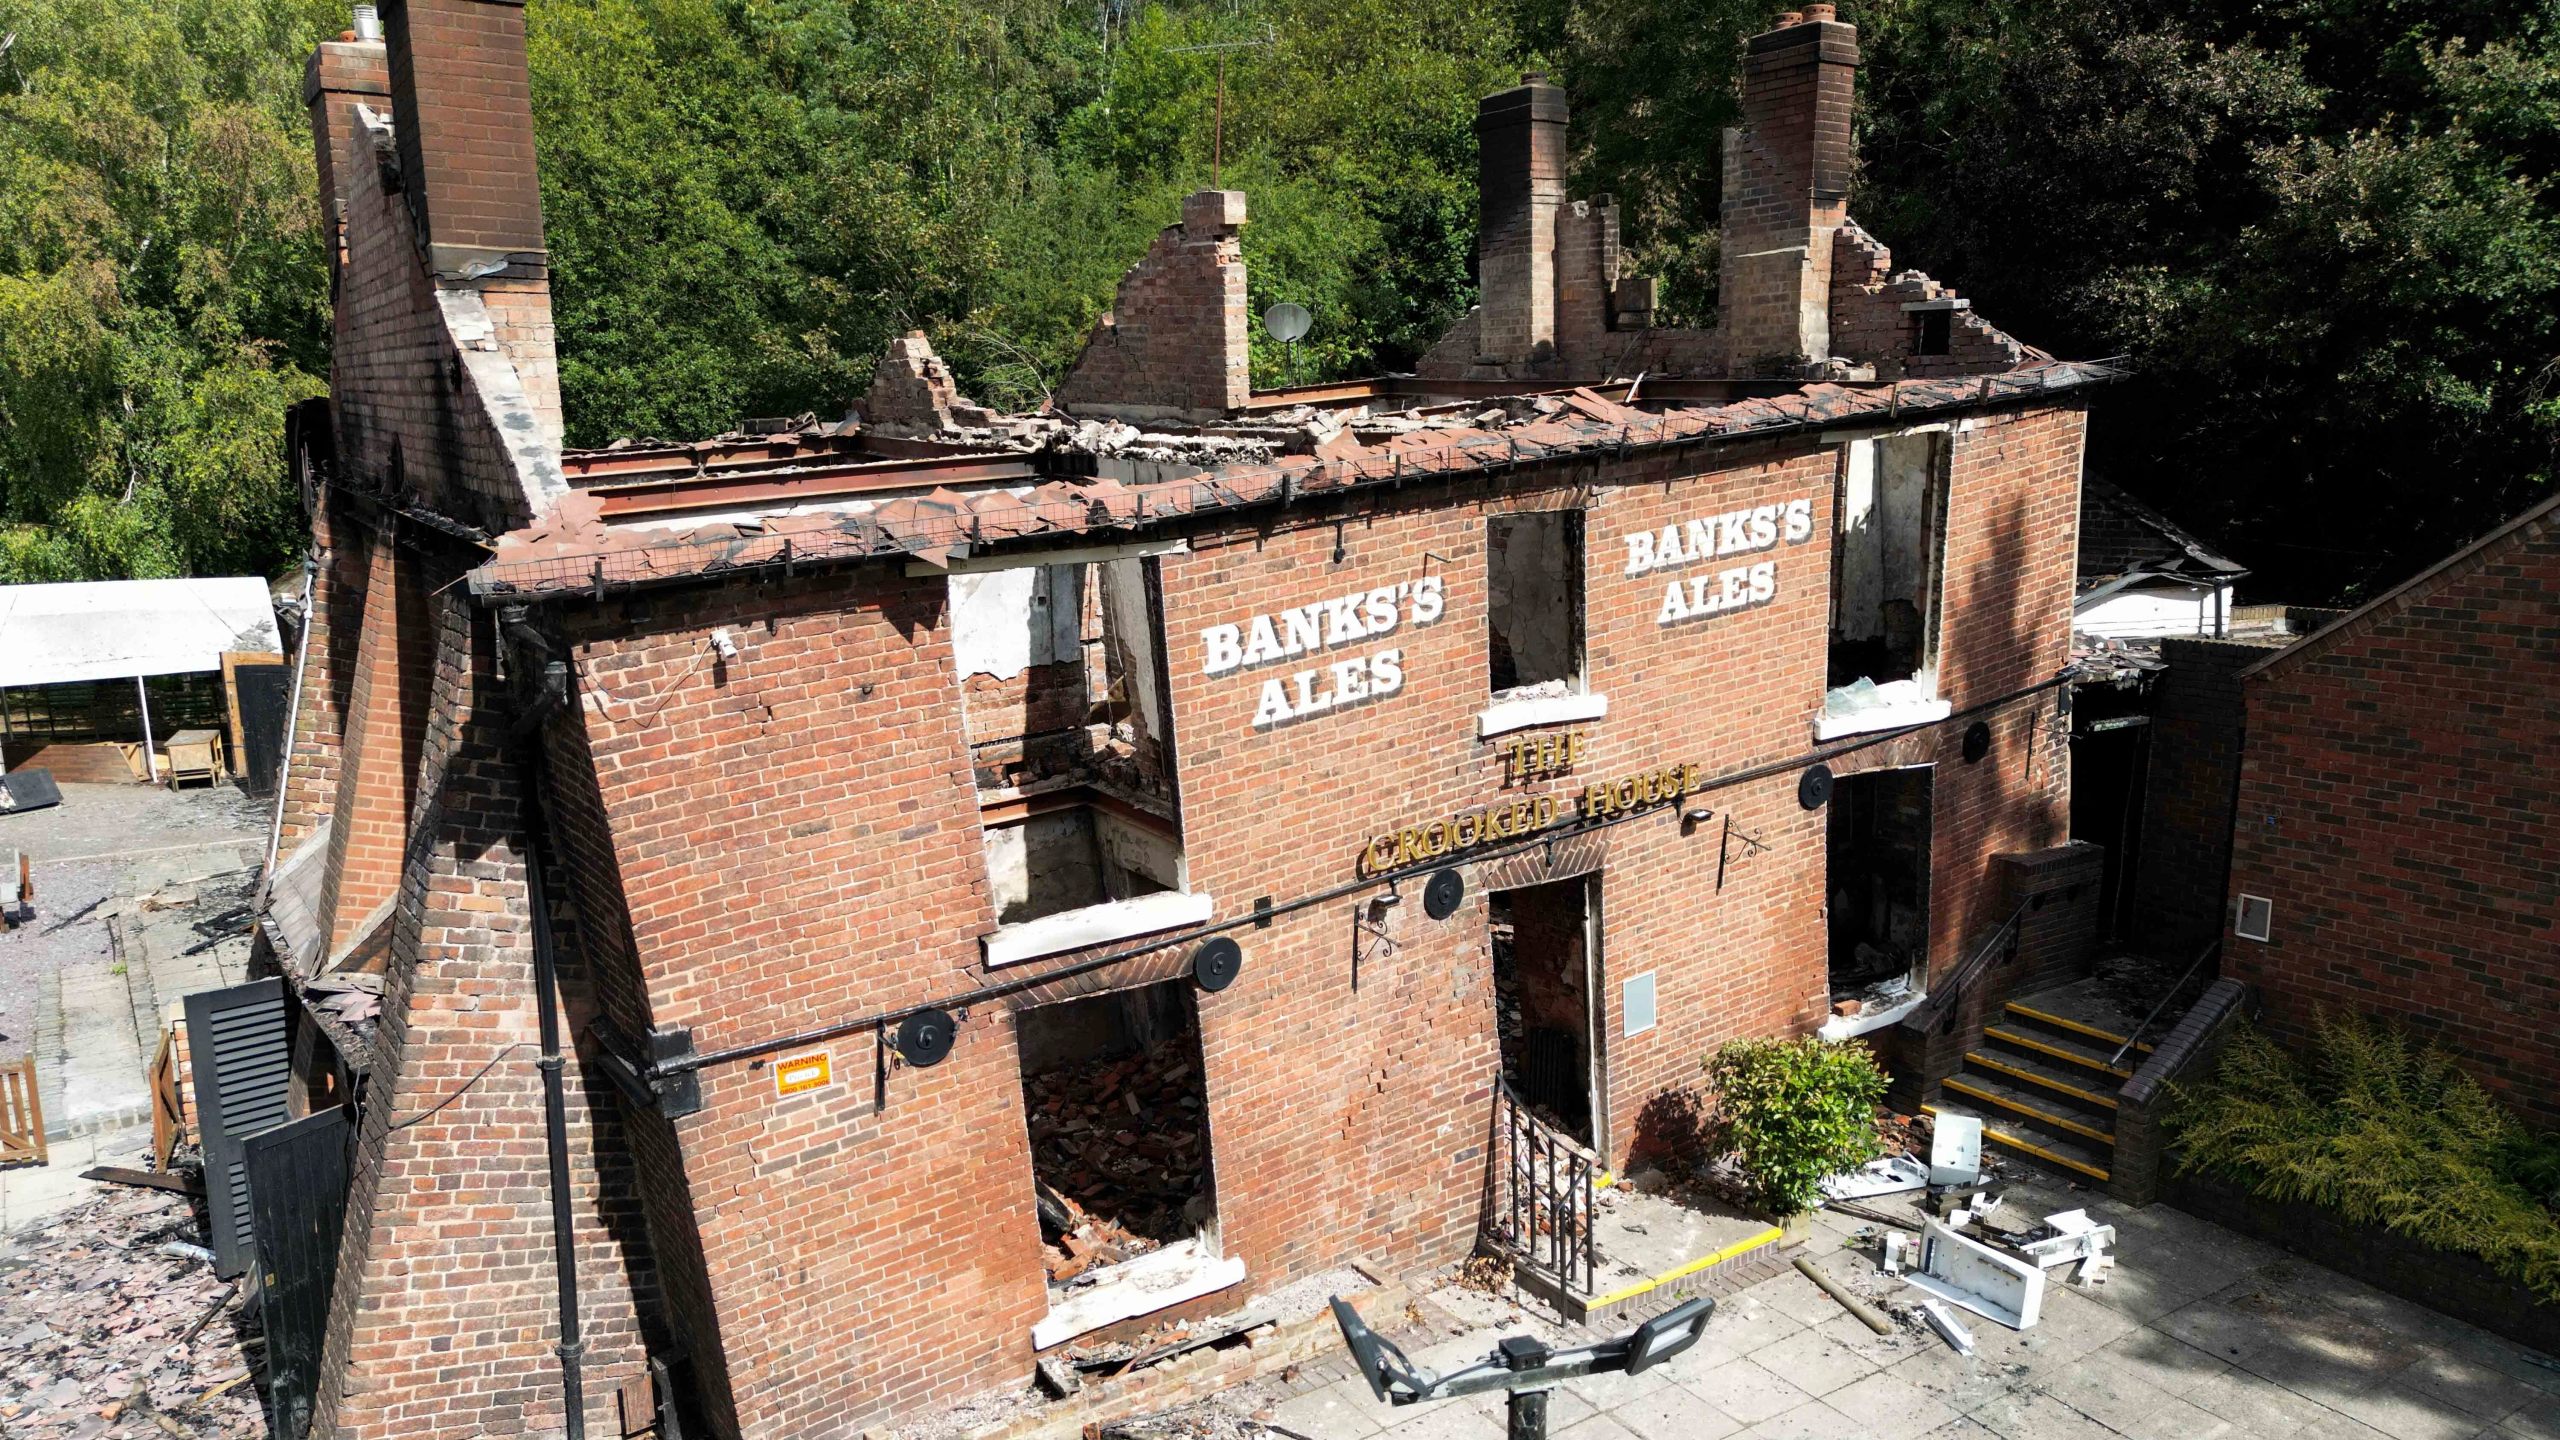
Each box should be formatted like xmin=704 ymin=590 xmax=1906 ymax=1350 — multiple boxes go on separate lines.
xmin=1920 ymin=1298 xmax=1977 ymax=1356
xmin=1929 ymin=1115 xmax=1984 ymax=1186
xmin=2020 ymin=1208 xmax=2117 ymax=1271
xmin=1909 ymin=1219 xmax=2045 ymax=1331
xmin=1821 ymin=1154 xmax=1929 ymax=1201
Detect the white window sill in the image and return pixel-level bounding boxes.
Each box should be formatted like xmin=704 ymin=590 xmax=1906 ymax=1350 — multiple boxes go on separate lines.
xmin=1818 ymin=989 xmax=1931 ymax=1040
xmin=985 ymin=890 xmax=1214 ymax=969
xmin=1478 ymin=691 xmax=1608 ymax=738
xmin=1814 ymin=685 xmax=1950 ymax=740
xmin=1031 ymin=1238 xmax=1246 ymax=1351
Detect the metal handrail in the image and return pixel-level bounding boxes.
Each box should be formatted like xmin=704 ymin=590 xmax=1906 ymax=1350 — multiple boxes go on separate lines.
xmin=1492 ymin=1080 xmax=1598 ymax=1296
xmin=2110 ymin=938 xmax=2220 ymax=1070
xmin=1901 ymin=901 xmax=2030 ymax=1037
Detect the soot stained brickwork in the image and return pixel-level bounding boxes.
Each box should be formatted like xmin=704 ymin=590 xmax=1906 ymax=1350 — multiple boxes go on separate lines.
xmin=2226 ymin=496 xmax=2560 ymax=1125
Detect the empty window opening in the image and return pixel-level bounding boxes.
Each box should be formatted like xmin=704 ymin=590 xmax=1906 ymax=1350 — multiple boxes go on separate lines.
xmin=1915 ymin=308 xmax=1951 ymax=357
xmin=984 ymin=803 xmax=1176 ymax=926
xmin=1827 ymin=767 xmax=1934 ymax=1012
xmin=1020 ymin=981 xmax=1216 ymax=1289
xmin=1487 ymin=512 xmax=1585 ymax=698
xmin=948 ymin=556 xmax=1174 ymax=799
xmin=952 ymin=553 xmax=1204 ymax=967
xmin=1831 ymin=434 xmax=1946 ymax=691
xmin=1825 ymin=434 xmax=1950 ymax=736
xmin=1490 ymin=877 xmax=1599 ymax=1150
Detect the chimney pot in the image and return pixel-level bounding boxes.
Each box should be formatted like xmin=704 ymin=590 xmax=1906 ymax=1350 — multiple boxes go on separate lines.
xmin=352 ymin=3 xmax=382 ymax=41
xmin=1803 ymin=2 xmax=1835 ymax=18
xmin=1522 ymin=70 xmax=1546 ymax=84
xmin=1777 ymin=11 xmax=1804 ymax=26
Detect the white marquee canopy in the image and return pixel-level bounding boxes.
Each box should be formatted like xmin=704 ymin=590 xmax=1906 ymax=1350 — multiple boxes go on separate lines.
xmin=0 ymin=578 xmax=281 ymax=688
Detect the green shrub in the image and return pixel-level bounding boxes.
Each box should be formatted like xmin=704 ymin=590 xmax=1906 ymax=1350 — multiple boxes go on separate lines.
xmin=2168 ymin=1010 xmax=2560 ymax=1300
xmin=1706 ymin=1036 xmax=1887 ymax=1218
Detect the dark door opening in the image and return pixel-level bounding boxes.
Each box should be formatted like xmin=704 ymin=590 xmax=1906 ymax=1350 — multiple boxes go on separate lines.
xmin=1490 ymin=877 xmax=1598 ymax=1150
xmin=1827 ymin=768 xmax=1934 ymax=1007
xmin=2068 ymin=715 xmax=2150 ymax=945
xmin=1018 ymin=981 xmax=1215 ymax=1287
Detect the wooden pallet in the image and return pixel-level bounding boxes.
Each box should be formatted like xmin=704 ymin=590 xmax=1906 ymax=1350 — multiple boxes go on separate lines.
xmin=0 ymin=1056 xmax=48 ymax=1168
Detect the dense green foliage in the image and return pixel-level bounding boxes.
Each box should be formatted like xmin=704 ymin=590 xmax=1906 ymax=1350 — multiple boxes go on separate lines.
xmin=2 ymin=0 xmax=2554 ymax=600
xmin=2170 ymin=1012 xmax=2560 ymax=1300
xmin=1705 ymin=1035 xmax=1887 ymax=1216
xmin=0 ymin=0 xmax=337 ymax=581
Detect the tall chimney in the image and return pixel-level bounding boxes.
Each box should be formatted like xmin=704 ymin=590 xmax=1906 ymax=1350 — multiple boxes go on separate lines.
xmin=303 ymin=28 xmax=390 ymax=278
xmin=379 ymin=0 xmax=548 ymax=277
xmin=1474 ymin=74 xmax=1568 ymax=366
xmin=1718 ymin=6 xmax=1858 ymax=374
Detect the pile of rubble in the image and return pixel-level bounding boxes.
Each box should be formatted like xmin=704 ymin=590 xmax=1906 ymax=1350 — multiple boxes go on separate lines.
xmin=1026 ymin=1040 xmax=1210 ymax=1284
xmin=0 ymin=1185 xmax=264 ymax=1436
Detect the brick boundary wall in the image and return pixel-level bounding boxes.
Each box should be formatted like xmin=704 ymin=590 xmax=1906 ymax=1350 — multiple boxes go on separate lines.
xmin=2224 ymin=505 xmax=2560 ymax=1127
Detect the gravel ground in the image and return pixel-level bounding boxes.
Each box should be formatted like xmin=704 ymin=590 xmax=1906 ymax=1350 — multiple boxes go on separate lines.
xmin=0 ymin=783 xmax=268 ymax=1062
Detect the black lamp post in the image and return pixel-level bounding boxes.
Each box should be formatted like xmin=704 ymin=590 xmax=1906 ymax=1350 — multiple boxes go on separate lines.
xmin=1330 ymin=1294 xmax=1716 ymax=1440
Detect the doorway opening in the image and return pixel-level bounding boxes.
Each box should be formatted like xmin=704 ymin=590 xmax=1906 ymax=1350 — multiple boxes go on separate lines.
xmin=1827 ymin=768 xmax=1934 ymax=1012
xmin=1018 ymin=981 xmax=1215 ymax=1290
xmin=1490 ymin=877 xmax=1599 ymax=1150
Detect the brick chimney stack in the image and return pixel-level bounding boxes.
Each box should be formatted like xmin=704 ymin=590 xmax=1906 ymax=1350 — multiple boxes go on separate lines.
xmin=303 ymin=28 xmax=390 ymax=279
xmin=1718 ymin=4 xmax=1859 ymax=374
xmin=1473 ymin=74 xmax=1569 ymax=366
xmin=380 ymin=0 xmax=548 ymax=277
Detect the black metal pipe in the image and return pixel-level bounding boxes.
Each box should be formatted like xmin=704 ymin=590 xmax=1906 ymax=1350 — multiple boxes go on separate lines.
xmin=636 ymin=672 xmax=2079 ymax=1084
xmin=517 ymin=742 xmax=588 ymax=1440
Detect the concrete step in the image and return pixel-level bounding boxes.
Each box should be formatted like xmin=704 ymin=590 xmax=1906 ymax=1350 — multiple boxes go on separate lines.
xmin=1941 ymin=1069 xmax=2117 ymax=1146
xmin=1979 ymin=1023 xmax=2136 ymax=1083
xmin=1925 ymin=1097 xmax=2112 ymax=1185
xmin=1957 ymin=1049 xmax=2122 ymax=1115
xmin=2002 ymin=997 xmax=2151 ymax=1058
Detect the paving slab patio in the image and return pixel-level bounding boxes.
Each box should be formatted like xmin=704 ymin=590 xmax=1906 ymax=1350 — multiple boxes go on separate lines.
xmin=1209 ymin=1172 xmax=2559 ymax=1440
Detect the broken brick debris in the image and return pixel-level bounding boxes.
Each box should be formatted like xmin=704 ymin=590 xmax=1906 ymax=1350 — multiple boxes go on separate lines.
xmin=1028 ymin=1038 xmax=1210 ymax=1285
xmin=0 ymin=1182 xmax=264 ymax=1437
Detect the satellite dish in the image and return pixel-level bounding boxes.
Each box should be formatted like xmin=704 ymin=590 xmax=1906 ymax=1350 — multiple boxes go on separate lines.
xmin=1263 ymin=302 xmax=1313 ymax=344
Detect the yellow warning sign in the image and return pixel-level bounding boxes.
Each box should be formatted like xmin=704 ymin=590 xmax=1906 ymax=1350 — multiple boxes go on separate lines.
xmin=773 ymin=1051 xmax=832 ymax=1097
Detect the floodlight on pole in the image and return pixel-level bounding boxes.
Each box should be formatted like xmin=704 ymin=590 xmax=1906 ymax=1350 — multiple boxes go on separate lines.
xmin=1330 ymin=1293 xmax=1715 ymax=1440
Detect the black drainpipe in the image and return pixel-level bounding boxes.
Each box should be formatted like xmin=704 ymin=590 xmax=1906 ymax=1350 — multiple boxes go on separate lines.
xmin=504 ymin=608 xmax=586 ymax=1440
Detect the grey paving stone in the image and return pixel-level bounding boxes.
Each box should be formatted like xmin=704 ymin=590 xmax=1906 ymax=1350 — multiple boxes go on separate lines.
xmin=1599 ymin=1379 xmax=1743 ymax=1440
xmin=1734 ymin=1398 xmax=1866 ymax=1440
xmin=1681 ymin=1357 xmax=1817 ymax=1427
xmin=1822 ymin=1366 xmax=1962 ymax=1439
xmin=1752 ymin=1323 xmax=1886 ymax=1398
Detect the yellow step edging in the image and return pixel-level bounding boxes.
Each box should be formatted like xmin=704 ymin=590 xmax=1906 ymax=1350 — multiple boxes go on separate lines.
xmin=1964 ymin=1054 xmax=2119 ymax=1109
xmin=1583 ymin=1224 xmax=1786 ymax=1310
xmin=1983 ymin=1027 xmax=2136 ymax=1079
xmin=1942 ymin=1077 xmax=2118 ymax=1146
xmin=1927 ymin=1104 xmax=2112 ymax=1183
xmin=2004 ymin=1002 xmax=2152 ymax=1054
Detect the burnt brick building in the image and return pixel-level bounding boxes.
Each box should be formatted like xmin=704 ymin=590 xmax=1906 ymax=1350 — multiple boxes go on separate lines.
xmin=2225 ymin=490 xmax=2560 ymax=1126
xmin=233 ymin=3 xmax=2112 ymax=1435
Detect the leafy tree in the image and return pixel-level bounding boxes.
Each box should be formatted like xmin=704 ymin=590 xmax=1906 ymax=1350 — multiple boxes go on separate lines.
xmin=1851 ymin=0 xmax=2560 ymax=602
xmin=0 ymin=0 xmax=336 ymax=581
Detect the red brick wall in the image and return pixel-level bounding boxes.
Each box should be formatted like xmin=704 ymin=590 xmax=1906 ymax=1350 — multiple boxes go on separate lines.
xmin=2226 ymin=508 xmax=2560 ymax=1125
xmin=381 ymin=0 xmax=546 ymax=264
xmin=1828 ymin=224 xmax=2029 ymax=379
xmin=277 ymin=493 xmax=368 ymax=861
xmin=1718 ymin=15 xmax=1856 ymax=373
xmin=557 ymin=570 xmax=1033 ymax=1438
xmin=303 ymin=38 xmax=389 ymax=276
xmin=314 ymin=536 xmax=435 ymax=956
xmin=315 ymin=592 xmax=654 ymax=1440
xmin=1056 ymin=191 xmax=1250 ymax=420
xmin=325 ymin=65 xmax=556 ymax=532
